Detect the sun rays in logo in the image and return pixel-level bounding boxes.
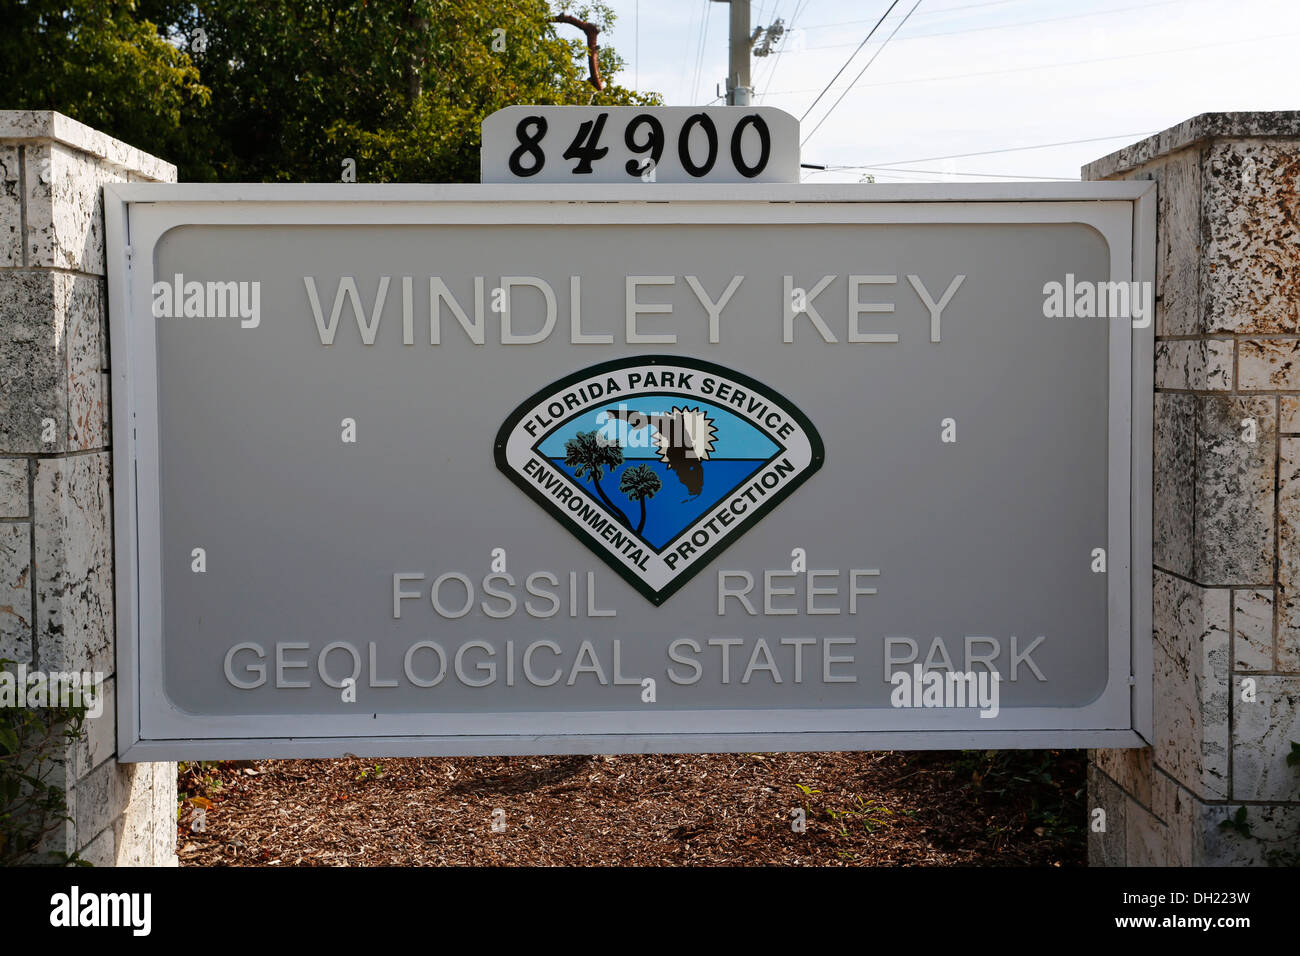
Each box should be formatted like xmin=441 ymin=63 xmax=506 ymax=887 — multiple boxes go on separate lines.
xmin=654 ymin=406 xmax=717 ymax=464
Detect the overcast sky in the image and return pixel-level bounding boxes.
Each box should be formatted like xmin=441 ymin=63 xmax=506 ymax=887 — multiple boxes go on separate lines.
xmin=591 ymin=0 xmax=1300 ymax=182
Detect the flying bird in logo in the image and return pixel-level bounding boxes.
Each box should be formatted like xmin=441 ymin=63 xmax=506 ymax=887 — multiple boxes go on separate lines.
xmin=605 ymin=406 xmax=718 ymax=498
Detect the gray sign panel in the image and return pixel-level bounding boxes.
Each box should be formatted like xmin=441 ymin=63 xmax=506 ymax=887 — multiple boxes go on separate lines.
xmin=105 ymin=183 xmax=1154 ymax=760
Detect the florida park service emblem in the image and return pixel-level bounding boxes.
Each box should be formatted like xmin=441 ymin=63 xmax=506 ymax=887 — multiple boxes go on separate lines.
xmin=495 ymin=356 xmax=824 ymax=605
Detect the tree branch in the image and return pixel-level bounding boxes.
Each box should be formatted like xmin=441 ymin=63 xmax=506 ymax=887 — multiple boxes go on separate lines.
xmin=551 ymin=13 xmax=604 ymax=90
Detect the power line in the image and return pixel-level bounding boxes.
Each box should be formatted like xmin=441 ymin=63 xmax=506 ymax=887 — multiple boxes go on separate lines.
xmin=847 ymin=165 xmax=1078 ymax=179
xmin=684 ymin=2 xmax=703 ymax=100
xmin=805 ymin=168 xmax=1075 ymax=181
xmin=751 ymin=0 xmax=787 ymax=94
xmin=766 ymin=28 xmax=1300 ymax=97
xmin=855 ymin=132 xmax=1160 ymax=169
xmin=758 ymin=0 xmax=812 ymax=103
xmin=691 ymin=1 xmax=713 ymax=104
xmin=802 ymin=0 xmax=923 ymax=148
xmin=695 ymin=3 xmax=711 ymax=104
xmin=680 ymin=0 xmax=706 ymax=94
xmin=751 ymin=0 xmax=788 ymax=96
xmin=799 ymin=1 xmax=899 ymax=123
xmin=792 ymin=0 xmax=1185 ymax=52
xmin=801 ymin=0 xmax=1026 ymax=31
xmin=692 ymin=0 xmax=711 ymax=105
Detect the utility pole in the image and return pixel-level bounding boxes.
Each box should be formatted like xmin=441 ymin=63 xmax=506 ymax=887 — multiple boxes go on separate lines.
xmin=711 ymin=0 xmax=751 ymax=106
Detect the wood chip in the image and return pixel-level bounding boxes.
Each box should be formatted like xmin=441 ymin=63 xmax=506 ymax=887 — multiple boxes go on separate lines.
xmin=175 ymin=751 xmax=1083 ymax=867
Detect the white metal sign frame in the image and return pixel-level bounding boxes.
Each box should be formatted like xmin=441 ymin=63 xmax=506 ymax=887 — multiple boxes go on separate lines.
xmin=104 ymin=182 xmax=1155 ymax=760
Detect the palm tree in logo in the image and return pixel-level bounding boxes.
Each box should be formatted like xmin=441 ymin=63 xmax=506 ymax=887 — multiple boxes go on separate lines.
xmin=564 ymin=430 xmax=630 ymax=527
xmin=619 ymin=464 xmax=662 ymax=534
xmin=603 ymin=406 xmax=717 ymax=500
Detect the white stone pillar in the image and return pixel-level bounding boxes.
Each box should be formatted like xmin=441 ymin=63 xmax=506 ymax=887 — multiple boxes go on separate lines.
xmin=1085 ymin=112 xmax=1300 ymax=865
xmin=0 ymin=111 xmax=177 ymax=865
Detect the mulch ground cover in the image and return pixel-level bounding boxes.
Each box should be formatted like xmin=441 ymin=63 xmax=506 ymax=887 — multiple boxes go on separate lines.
xmin=177 ymin=749 xmax=1085 ymax=866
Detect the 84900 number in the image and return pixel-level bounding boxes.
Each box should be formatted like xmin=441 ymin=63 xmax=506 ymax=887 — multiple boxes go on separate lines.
xmin=507 ymin=110 xmax=773 ymax=180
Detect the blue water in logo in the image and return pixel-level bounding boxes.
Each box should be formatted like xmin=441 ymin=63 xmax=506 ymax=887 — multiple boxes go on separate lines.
xmin=537 ymin=395 xmax=783 ymax=552
xmin=549 ymin=457 xmax=768 ymax=551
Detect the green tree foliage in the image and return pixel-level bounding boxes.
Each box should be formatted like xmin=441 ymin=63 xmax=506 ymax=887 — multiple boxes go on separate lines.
xmin=0 ymin=662 xmax=93 ymax=865
xmin=564 ymin=430 xmax=629 ymax=526
xmin=0 ymin=0 xmax=209 ymax=163
xmin=0 ymin=0 xmax=656 ymax=182
xmin=619 ymin=463 xmax=661 ymax=534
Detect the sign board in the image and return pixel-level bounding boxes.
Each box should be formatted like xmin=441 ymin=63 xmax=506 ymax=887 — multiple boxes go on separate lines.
xmin=481 ymin=106 xmax=800 ymax=183
xmin=104 ymin=182 xmax=1154 ymax=760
